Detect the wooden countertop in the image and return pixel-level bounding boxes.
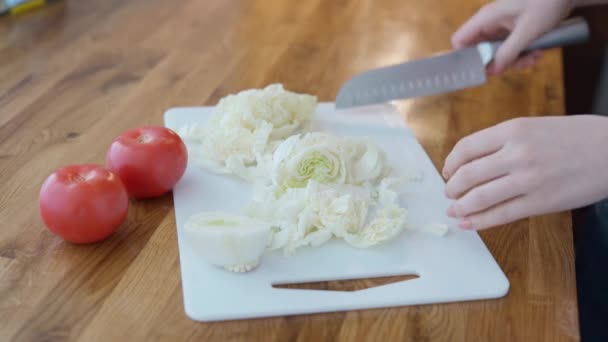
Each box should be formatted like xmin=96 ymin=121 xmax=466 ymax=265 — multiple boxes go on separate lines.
xmin=0 ymin=0 xmax=579 ymax=340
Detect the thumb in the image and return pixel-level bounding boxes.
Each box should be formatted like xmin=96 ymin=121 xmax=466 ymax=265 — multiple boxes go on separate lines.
xmin=493 ymin=14 xmax=546 ymax=73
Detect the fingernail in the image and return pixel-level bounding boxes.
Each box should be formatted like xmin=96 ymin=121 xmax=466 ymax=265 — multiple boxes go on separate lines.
xmin=442 ymin=170 xmax=450 ymax=179
xmin=447 ymin=206 xmax=456 ymax=217
xmin=458 ymin=218 xmax=473 ymax=230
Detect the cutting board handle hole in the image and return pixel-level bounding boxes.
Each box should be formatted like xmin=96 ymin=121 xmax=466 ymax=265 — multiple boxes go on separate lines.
xmin=271 ymin=273 xmax=419 ymax=292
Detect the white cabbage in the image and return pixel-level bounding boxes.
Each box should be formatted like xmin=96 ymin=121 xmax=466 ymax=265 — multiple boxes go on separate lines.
xmin=271 ymin=132 xmax=388 ymax=190
xmin=341 ymin=206 xmax=408 ymax=248
xmin=244 ymin=132 xmax=410 ymax=254
xmin=177 ymin=84 xmax=317 ymax=181
xmin=183 ymin=212 xmax=271 ymax=272
xmin=248 ymin=177 xmax=408 ymax=254
xmin=179 ymin=84 xmax=445 ymax=272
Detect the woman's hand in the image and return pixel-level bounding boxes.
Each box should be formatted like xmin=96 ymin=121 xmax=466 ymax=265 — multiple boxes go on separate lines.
xmin=452 ymin=0 xmax=575 ymax=74
xmin=443 ymin=115 xmax=608 ymax=230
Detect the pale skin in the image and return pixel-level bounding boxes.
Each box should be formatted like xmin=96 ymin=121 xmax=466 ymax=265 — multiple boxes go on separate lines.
xmin=444 ymin=0 xmax=608 ymax=230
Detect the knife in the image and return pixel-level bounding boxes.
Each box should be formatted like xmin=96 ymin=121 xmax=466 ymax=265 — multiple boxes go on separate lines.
xmin=335 ymin=17 xmax=589 ymax=109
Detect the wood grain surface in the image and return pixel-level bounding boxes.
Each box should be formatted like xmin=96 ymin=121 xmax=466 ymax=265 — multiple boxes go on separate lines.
xmin=0 ymin=0 xmax=579 ymax=341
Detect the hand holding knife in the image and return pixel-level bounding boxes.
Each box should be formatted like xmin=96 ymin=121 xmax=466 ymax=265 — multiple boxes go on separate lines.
xmin=335 ymin=17 xmax=589 ymax=109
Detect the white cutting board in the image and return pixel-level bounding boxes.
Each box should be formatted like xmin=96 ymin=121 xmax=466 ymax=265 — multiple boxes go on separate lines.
xmin=164 ymin=103 xmax=509 ymax=322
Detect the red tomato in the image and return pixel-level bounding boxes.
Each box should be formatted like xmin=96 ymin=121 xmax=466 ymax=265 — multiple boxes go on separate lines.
xmin=106 ymin=126 xmax=188 ymax=199
xmin=39 ymin=164 xmax=129 ymax=244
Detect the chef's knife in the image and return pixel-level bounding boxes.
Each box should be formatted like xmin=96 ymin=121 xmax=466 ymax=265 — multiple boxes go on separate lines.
xmin=335 ymin=17 xmax=589 ymax=109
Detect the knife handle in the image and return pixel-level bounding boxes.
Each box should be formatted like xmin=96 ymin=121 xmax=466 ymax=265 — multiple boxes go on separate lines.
xmin=489 ymin=17 xmax=589 ymax=56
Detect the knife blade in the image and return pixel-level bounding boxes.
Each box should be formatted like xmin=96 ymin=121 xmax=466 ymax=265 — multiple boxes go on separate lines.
xmin=335 ymin=17 xmax=589 ymax=109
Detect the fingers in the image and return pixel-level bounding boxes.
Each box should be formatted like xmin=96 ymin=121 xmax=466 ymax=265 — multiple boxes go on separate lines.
xmin=492 ymin=13 xmax=546 ymax=73
xmin=453 ymin=1 xmax=558 ymax=73
xmin=487 ymin=50 xmax=543 ymax=74
xmin=447 ymin=174 xmax=525 ymax=219
xmin=457 ymin=195 xmax=531 ymax=230
xmin=442 ymin=127 xmax=504 ymax=179
xmin=445 ymin=151 xmax=509 ymax=199
xmin=451 ymin=3 xmax=507 ymax=49
xmin=512 ymin=50 xmax=543 ymax=70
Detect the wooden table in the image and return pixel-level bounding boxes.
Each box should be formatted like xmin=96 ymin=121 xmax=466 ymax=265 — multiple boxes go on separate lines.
xmin=0 ymin=0 xmax=579 ymax=340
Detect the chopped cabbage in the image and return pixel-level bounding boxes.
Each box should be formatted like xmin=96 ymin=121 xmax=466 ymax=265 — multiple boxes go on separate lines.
xmin=271 ymin=132 xmax=388 ymax=190
xmin=244 ymin=132 xmax=411 ymax=254
xmin=178 ymin=84 xmax=317 ymax=181
xmin=180 ymin=84 xmax=444 ymax=272
xmin=341 ymin=206 xmax=408 ymax=248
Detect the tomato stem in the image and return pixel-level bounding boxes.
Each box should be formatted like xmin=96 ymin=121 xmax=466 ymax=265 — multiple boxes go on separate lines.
xmin=69 ymin=173 xmax=86 ymax=183
xmin=136 ymin=134 xmax=152 ymax=144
